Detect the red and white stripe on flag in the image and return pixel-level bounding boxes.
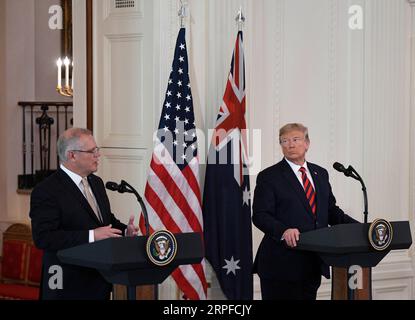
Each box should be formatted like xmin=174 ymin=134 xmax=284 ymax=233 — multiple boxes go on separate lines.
xmin=139 ymin=145 xmax=207 ymax=300
xmin=139 ymin=28 xmax=207 ymax=300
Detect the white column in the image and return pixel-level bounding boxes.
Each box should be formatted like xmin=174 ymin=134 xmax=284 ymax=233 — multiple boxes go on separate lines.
xmin=407 ymin=0 xmax=415 ymax=300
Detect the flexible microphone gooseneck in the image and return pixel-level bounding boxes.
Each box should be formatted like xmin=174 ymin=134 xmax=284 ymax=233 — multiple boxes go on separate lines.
xmin=105 ymin=180 xmax=150 ymax=236
xmin=333 ymin=162 xmax=368 ymax=223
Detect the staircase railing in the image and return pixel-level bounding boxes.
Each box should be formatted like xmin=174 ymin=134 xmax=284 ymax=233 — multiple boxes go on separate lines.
xmin=17 ymin=101 xmax=73 ymax=191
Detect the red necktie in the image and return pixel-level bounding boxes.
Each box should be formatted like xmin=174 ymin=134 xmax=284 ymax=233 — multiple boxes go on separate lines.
xmin=299 ymin=167 xmax=316 ymax=215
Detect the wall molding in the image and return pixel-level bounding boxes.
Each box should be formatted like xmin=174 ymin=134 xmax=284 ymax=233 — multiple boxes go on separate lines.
xmin=72 ymin=0 xmax=87 ymax=127
xmin=327 ymin=0 xmax=338 ymax=165
xmin=408 ymin=0 xmax=415 ymax=301
xmin=273 ymin=0 xmax=284 ymax=162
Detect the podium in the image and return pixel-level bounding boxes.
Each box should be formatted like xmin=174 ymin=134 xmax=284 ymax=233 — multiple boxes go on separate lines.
xmin=57 ymin=232 xmax=203 ymax=300
xmin=296 ymin=221 xmax=412 ymax=300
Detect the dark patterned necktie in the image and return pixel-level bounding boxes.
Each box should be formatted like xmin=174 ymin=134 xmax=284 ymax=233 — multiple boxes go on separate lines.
xmin=299 ymin=167 xmax=316 ymax=215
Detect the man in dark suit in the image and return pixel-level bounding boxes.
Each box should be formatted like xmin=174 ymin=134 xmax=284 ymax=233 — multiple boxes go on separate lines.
xmin=30 ymin=128 xmax=139 ymax=300
xmin=252 ymin=123 xmax=358 ymax=300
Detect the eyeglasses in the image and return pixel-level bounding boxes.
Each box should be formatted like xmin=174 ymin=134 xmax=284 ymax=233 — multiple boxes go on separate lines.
xmin=70 ymin=147 xmax=100 ymax=155
xmin=280 ymin=137 xmax=305 ymax=146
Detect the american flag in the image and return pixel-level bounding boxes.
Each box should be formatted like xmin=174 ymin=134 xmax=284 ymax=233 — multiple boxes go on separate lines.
xmin=139 ymin=28 xmax=207 ymax=300
xmin=203 ymin=31 xmax=253 ymax=299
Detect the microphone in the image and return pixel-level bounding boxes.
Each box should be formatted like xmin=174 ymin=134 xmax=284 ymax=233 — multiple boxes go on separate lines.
xmin=333 ymin=162 xmax=346 ymax=173
xmin=105 ymin=181 xmax=129 ymax=193
xmin=333 ymin=162 xmax=354 ymax=178
xmin=333 ymin=161 xmax=368 ymax=223
xmin=105 ymin=181 xmax=122 ymax=192
xmin=105 ymin=180 xmax=150 ymax=236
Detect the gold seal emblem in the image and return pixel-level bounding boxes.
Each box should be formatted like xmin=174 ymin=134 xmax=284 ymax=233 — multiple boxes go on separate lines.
xmin=368 ymin=219 xmax=393 ymax=251
xmin=146 ymin=230 xmax=177 ymax=266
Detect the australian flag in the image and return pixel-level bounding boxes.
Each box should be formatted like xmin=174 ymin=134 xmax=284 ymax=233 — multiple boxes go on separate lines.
xmin=202 ymin=31 xmax=253 ymax=300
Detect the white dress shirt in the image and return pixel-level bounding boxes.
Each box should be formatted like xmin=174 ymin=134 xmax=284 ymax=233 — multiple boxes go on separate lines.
xmin=60 ymin=164 xmax=98 ymax=243
xmin=284 ymin=158 xmax=316 ymax=190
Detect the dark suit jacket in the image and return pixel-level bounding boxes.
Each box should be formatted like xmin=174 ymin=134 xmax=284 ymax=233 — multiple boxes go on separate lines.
xmin=252 ymin=159 xmax=357 ymax=281
xmin=30 ymin=169 xmax=127 ymax=300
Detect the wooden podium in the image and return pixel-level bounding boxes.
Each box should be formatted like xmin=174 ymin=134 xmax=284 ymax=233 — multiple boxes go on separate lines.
xmin=296 ymin=221 xmax=412 ymax=300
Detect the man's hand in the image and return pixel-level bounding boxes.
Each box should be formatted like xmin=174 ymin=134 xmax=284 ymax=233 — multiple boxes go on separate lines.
xmin=126 ymin=215 xmax=139 ymax=237
xmin=94 ymin=224 xmax=122 ymax=241
xmin=282 ymin=228 xmax=300 ymax=248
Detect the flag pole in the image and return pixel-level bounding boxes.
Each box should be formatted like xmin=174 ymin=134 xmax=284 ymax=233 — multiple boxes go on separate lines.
xmin=236 ymin=6 xmax=245 ymax=31
xmin=178 ymin=0 xmax=187 ymax=28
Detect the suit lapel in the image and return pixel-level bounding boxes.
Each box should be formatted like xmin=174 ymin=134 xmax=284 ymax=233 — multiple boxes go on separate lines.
xmin=280 ymin=159 xmax=315 ymax=218
xmin=56 ymin=169 xmax=103 ymax=225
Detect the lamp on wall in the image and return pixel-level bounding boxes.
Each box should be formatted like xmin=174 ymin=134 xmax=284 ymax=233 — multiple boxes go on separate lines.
xmin=56 ymin=56 xmax=73 ymax=97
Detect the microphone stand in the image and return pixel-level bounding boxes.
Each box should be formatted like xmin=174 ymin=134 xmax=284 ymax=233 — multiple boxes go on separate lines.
xmin=111 ymin=180 xmax=155 ymax=300
xmin=336 ymin=164 xmax=371 ymax=300
xmin=346 ymin=167 xmax=368 ymax=224
xmin=350 ymin=167 xmax=371 ymax=299
xmin=120 ymin=180 xmax=150 ymax=237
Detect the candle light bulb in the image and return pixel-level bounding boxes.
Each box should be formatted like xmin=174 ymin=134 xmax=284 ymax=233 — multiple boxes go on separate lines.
xmin=71 ymin=61 xmax=74 ymax=90
xmin=56 ymin=58 xmax=63 ymax=89
xmin=64 ymin=57 xmax=70 ymax=87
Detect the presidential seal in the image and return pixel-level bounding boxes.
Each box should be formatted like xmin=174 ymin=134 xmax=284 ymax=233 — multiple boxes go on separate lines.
xmin=146 ymin=230 xmax=177 ymax=266
xmin=368 ymin=219 xmax=393 ymax=251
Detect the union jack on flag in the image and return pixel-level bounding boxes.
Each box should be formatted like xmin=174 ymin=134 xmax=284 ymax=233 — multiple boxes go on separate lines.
xmin=203 ymin=30 xmax=253 ymax=300
xmin=139 ymin=28 xmax=207 ymax=300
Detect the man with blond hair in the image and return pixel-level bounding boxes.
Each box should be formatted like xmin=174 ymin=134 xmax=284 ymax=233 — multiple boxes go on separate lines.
xmin=252 ymin=123 xmax=358 ymax=300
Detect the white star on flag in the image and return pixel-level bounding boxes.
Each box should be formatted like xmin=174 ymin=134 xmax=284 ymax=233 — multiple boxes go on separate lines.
xmin=242 ymin=186 xmax=251 ymax=206
xmin=222 ymin=256 xmax=241 ymax=276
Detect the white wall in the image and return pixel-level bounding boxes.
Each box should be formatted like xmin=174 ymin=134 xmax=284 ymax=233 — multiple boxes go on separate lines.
xmin=1 ymin=0 xmax=36 ymax=223
xmin=35 ymin=0 xmax=72 ymax=102
xmin=0 ymin=0 xmax=71 ymax=225
xmin=0 ymin=0 xmax=7 ymax=231
xmin=0 ymin=1 xmax=7 ymax=212
xmin=408 ymin=0 xmax=415 ymax=300
xmin=72 ymin=0 xmax=87 ymax=127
